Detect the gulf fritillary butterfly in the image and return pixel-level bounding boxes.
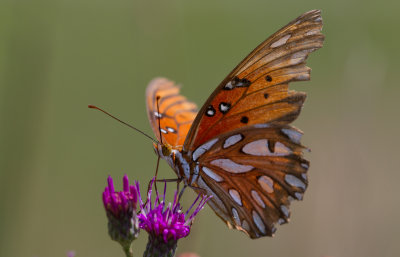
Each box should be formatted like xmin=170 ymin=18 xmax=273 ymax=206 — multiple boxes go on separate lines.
xmin=146 ymin=10 xmax=324 ymax=238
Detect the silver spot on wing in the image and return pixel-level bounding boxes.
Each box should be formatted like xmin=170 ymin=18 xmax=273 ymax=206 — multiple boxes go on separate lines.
xmin=229 ymin=189 xmax=242 ymax=206
xmin=274 ymin=142 xmax=291 ymax=156
xmin=295 ymin=192 xmax=303 ymax=200
xmin=192 ymin=138 xmax=218 ymax=161
xmin=223 ymin=134 xmax=243 ymax=149
xmin=270 ymin=34 xmax=291 ymax=48
xmin=301 ymin=163 xmax=309 ymax=169
xmin=252 ymin=211 xmax=266 ymax=234
xmin=251 ymin=190 xmax=265 ymax=208
xmin=210 ymin=159 xmax=254 ymax=173
xmin=281 ymin=128 xmax=302 ymax=144
xmin=241 ymin=220 xmax=250 ymax=231
xmin=281 ymin=205 xmax=290 ymax=218
xmin=202 ymin=167 xmax=223 ymax=182
xmin=219 ymin=102 xmax=231 ymax=114
xmin=232 ymin=208 xmax=241 ymax=226
xmin=258 ymin=175 xmax=274 ymax=193
xmin=242 ymin=139 xmax=291 ymax=156
xmin=224 ymin=81 xmax=234 ymax=90
xmin=285 ymin=174 xmax=306 ymax=190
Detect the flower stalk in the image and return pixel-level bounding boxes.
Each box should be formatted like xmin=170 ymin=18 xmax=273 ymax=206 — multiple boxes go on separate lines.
xmin=102 ymin=175 xmax=139 ymax=257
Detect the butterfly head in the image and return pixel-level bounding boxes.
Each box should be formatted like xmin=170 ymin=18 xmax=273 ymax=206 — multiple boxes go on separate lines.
xmin=161 ymin=144 xmax=173 ymax=157
xmin=152 ymin=142 xmax=174 ymax=158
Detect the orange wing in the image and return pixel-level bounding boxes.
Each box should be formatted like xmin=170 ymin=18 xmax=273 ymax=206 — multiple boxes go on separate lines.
xmin=193 ymin=125 xmax=309 ymax=238
xmin=146 ymin=78 xmax=198 ymax=148
xmin=184 ymin=10 xmax=324 ymax=152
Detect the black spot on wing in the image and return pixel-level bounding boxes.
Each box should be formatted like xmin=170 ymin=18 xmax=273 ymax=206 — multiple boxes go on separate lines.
xmin=223 ymin=77 xmax=252 ymax=90
xmin=240 ymin=116 xmax=249 ymax=124
xmin=219 ymin=102 xmax=231 ymax=114
xmin=206 ymin=105 xmax=216 ymax=117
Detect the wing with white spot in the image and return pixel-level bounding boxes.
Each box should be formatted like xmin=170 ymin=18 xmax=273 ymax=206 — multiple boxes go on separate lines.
xmin=146 ymin=78 xmax=198 ymax=148
xmin=191 ymin=125 xmax=309 ymax=238
xmin=183 ymin=10 xmax=324 ymax=151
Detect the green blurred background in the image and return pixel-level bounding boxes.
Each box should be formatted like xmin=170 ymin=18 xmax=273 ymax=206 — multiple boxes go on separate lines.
xmin=1 ymin=0 xmax=399 ymax=256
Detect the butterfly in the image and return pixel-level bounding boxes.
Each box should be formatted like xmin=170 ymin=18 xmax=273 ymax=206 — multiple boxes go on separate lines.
xmin=146 ymin=10 xmax=324 ymax=238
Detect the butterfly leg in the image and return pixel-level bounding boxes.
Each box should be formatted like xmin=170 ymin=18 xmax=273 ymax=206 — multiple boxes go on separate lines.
xmin=188 ymin=184 xmax=208 ymax=196
xmin=152 ymin=155 xmax=161 ymax=202
xmin=178 ymin=184 xmax=187 ymax=201
xmin=155 ymin=178 xmax=183 ymax=197
xmin=155 ymin=178 xmax=182 ymax=183
xmin=177 ymin=183 xmax=209 ymax=200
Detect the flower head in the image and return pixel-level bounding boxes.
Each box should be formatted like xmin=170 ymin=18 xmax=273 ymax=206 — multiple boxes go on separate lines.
xmin=103 ymin=175 xmax=137 ymax=217
xmin=103 ymin=175 xmax=139 ymax=255
xmin=137 ymin=178 xmax=211 ymax=257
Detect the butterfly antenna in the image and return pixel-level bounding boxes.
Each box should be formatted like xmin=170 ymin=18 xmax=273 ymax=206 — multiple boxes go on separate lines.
xmin=88 ymin=105 xmax=159 ymax=144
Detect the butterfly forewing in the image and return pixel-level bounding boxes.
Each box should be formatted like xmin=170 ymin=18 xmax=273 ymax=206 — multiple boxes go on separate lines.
xmin=183 ymin=10 xmax=324 ymax=151
xmin=146 ymin=78 xmax=198 ymax=148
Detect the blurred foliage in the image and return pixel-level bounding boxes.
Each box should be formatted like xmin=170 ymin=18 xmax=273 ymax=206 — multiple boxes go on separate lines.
xmin=1 ymin=0 xmax=399 ymax=256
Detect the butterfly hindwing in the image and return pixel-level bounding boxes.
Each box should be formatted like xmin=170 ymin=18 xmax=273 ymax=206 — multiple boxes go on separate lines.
xmin=192 ymin=125 xmax=308 ymax=238
xmin=183 ymin=10 xmax=324 ymax=151
xmin=146 ymin=78 xmax=198 ymax=148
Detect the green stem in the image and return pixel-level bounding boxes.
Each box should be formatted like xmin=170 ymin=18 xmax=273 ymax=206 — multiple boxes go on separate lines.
xmin=122 ymin=242 xmax=133 ymax=257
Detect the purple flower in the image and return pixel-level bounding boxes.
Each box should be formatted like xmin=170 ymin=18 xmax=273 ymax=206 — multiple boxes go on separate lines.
xmin=137 ymin=178 xmax=211 ymax=257
xmin=103 ymin=175 xmax=139 ymax=257
xmin=103 ymin=175 xmax=137 ymax=217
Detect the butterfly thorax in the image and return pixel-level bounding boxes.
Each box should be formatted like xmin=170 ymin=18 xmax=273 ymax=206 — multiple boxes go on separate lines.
xmin=155 ymin=143 xmax=195 ymax=186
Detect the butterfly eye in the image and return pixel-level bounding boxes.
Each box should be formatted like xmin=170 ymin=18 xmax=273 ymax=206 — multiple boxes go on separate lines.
xmin=162 ymin=145 xmax=172 ymax=156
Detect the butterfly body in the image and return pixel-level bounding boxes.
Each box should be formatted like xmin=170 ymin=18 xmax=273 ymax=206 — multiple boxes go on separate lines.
xmin=147 ymin=10 xmax=324 ymax=238
xmin=154 ymin=143 xmax=194 ymax=184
